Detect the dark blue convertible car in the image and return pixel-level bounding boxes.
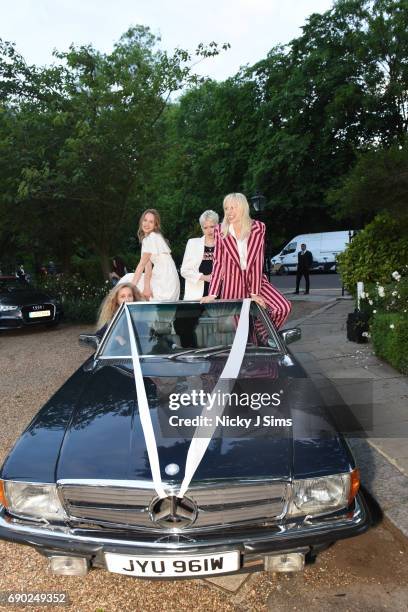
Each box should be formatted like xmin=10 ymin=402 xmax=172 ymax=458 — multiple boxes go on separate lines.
xmin=0 ymin=300 xmax=370 ymax=579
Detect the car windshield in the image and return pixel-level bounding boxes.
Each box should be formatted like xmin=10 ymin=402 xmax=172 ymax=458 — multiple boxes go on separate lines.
xmin=97 ymin=300 xmax=280 ymax=359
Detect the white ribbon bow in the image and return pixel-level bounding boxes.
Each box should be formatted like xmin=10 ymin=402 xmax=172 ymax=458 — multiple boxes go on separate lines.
xmin=125 ymin=299 xmax=251 ymax=499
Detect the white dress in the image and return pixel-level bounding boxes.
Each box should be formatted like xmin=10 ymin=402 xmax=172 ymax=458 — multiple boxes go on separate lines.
xmin=141 ymin=232 xmax=180 ymax=301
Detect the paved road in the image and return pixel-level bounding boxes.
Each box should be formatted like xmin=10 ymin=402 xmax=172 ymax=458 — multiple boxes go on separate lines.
xmin=0 ymin=307 xmax=407 ymax=611
xmin=269 ymin=272 xmax=342 ymax=291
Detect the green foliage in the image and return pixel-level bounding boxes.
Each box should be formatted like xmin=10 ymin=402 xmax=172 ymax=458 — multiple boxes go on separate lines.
xmin=2 ymin=1 xmax=408 ymax=272
xmin=358 ymin=270 xmax=408 ymax=374
xmin=328 ymin=142 xmax=408 ymax=221
xmin=371 ymin=312 xmax=408 ymax=374
xmin=337 ymin=213 xmax=408 ymax=293
xmin=70 ymin=256 xmax=105 ymax=285
xmin=62 ymin=298 xmax=102 ymax=324
xmin=360 ymin=275 xmax=408 ymax=316
xmin=152 ymin=77 xmax=259 ymax=250
xmin=0 ymin=30 xmax=227 ymax=276
xmin=37 ymin=274 xmax=109 ymax=323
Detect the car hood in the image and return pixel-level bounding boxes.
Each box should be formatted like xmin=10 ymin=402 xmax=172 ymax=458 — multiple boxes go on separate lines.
xmin=0 ymin=289 xmax=53 ymax=306
xmin=55 ymin=357 xmax=349 ymax=485
xmin=1 ymin=355 xmax=352 ymax=487
xmin=56 ymin=360 xmax=291 ymax=483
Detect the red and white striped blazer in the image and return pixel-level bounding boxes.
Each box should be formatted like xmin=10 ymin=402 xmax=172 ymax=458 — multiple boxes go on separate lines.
xmin=209 ymin=220 xmax=265 ymax=298
xmin=208 ymin=220 xmax=292 ymax=329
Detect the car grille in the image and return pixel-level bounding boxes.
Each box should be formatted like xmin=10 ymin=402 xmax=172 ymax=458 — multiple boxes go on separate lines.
xmin=21 ymin=303 xmax=55 ymax=323
xmin=58 ymin=481 xmax=288 ymax=532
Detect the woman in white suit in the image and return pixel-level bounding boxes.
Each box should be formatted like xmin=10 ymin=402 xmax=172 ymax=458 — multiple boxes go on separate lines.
xmin=181 ymin=210 xmax=219 ymax=300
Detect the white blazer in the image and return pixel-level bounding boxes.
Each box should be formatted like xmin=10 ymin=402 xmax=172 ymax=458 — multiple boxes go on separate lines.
xmin=180 ymin=236 xmax=206 ymax=300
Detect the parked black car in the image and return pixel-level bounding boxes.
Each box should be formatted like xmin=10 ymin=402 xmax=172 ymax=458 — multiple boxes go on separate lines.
xmin=0 ymin=276 xmax=63 ymax=330
xmin=0 ymin=300 xmax=370 ymax=579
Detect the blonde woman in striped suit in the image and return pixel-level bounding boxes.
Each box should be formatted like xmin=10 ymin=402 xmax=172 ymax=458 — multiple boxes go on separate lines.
xmin=201 ymin=193 xmax=291 ymax=329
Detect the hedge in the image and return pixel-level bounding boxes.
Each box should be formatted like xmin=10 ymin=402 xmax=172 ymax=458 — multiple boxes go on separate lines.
xmin=337 ymin=213 xmax=408 ymax=295
xmin=371 ymin=313 xmax=408 ymax=375
xmin=37 ymin=274 xmax=110 ymax=324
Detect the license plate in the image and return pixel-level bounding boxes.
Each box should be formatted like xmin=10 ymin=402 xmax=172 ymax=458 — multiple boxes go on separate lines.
xmin=104 ymin=551 xmax=240 ymax=577
xmin=28 ymin=310 xmax=51 ymax=318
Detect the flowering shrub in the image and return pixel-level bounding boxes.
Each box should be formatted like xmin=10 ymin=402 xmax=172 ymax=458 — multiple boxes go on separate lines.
xmin=337 ymin=213 xmax=408 ymax=294
xmin=37 ymin=274 xmax=110 ymax=323
xmin=359 ymin=270 xmax=408 ymax=373
xmin=371 ymin=313 xmax=408 ymax=375
xmin=360 ymin=269 xmax=408 ymax=317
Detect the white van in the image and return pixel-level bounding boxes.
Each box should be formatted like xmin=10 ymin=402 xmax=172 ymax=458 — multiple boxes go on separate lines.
xmin=271 ymin=231 xmax=352 ymax=274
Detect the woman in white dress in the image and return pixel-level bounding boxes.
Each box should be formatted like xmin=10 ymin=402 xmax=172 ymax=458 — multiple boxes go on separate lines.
xmin=131 ymin=209 xmax=180 ymax=301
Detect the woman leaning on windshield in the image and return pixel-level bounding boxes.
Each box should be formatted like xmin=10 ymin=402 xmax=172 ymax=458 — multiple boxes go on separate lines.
xmin=201 ymin=193 xmax=291 ymax=329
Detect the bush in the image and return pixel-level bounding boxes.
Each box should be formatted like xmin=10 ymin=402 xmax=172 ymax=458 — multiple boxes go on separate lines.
xmin=360 ymin=274 xmax=408 ymax=316
xmin=70 ymin=253 xmax=140 ymax=283
xmin=371 ymin=313 xmax=408 ymax=374
xmin=70 ymin=256 xmax=105 ymax=285
xmin=37 ymin=273 xmax=110 ymax=324
xmin=337 ymin=213 xmax=408 ymax=295
xmin=358 ymin=272 xmax=408 ymax=373
xmin=61 ymin=298 xmax=103 ymax=324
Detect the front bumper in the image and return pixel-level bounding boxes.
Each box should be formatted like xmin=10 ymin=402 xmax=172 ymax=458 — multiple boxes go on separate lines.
xmin=0 ymin=306 xmax=62 ymax=330
xmin=0 ymin=492 xmax=370 ymax=575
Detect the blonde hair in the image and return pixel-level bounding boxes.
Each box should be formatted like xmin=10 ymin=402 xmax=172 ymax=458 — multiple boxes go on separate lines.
xmin=220 ymin=193 xmax=253 ymax=239
xmin=137 ymin=209 xmax=162 ymax=243
xmin=97 ymin=282 xmax=142 ymax=329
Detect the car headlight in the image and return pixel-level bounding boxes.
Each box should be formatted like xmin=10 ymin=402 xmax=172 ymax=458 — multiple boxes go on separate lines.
xmin=286 ymin=470 xmax=360 ymax=518
xmin=1 ymin=481 xmax=67 ymax=521
xmin=0 ymin=305 xmax=19 ymax=312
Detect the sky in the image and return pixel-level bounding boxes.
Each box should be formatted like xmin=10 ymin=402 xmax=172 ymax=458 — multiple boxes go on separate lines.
xmin=2 ymin=0 xmax=334 ymax=81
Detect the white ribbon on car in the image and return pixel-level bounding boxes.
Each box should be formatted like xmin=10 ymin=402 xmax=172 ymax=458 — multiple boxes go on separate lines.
xmin=177 ymin=299 xmax=250 ymax=498
xmin=125 ymin=305 xmax=167 ymax=499
xmin=125 ymin=298 xmax=251 ymax=500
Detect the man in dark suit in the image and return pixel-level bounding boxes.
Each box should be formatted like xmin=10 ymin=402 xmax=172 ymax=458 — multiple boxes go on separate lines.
xmin=295 ymin=243 xmax=313 ymax=294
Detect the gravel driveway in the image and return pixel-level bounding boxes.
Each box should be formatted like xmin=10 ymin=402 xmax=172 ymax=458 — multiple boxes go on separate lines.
xmin=1 ymin=304 xmax=407 ymax=611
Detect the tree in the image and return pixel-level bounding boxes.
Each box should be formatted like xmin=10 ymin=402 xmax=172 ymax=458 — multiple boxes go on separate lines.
xmin=146 ymin=76 xmax=259 ymax=260
xmin=0 ymin=28 xmax=229 ymax=276
xmin=328 ymin=141 xmax=408 ymax=221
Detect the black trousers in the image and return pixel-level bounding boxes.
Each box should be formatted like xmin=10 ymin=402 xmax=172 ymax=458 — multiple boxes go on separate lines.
xmin=296 ymin=269 xmax=310 ymax=292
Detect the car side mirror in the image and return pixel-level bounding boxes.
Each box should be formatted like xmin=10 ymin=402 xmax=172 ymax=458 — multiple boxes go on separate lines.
xmin=279 ymin=327 xmax=301 ymax=345
xmin=79 ymin=334 xmax=100 ymax=350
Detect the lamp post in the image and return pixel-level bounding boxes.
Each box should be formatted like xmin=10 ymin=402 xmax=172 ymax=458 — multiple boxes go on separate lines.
xmin=250 ymin=193 xmax=266 ymax=213
xmin=250 ymin=192 xmax=271 ymax=280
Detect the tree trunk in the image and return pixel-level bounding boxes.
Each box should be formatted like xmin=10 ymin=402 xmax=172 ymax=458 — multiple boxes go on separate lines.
xmin=99 ymin=252 xmax=111 ymax=280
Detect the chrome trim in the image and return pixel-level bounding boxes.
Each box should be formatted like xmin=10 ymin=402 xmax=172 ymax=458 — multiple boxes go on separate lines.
xmin=95 ymin=302 xmax=126 ymax=359
xmin=58 ymin=479 xmax=158 ymax=489
xmin=56 ymin=477 xmax=287 ymax=490
xmin=149 ymin=495 xmax=198 ymax=529
xmin=257 ymin=304 xmax=288 ymax=354
xmin=0 ymin=495 xmax=368 ymax=553
xmin=57 ymin=478 xmax=288 ymax=533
